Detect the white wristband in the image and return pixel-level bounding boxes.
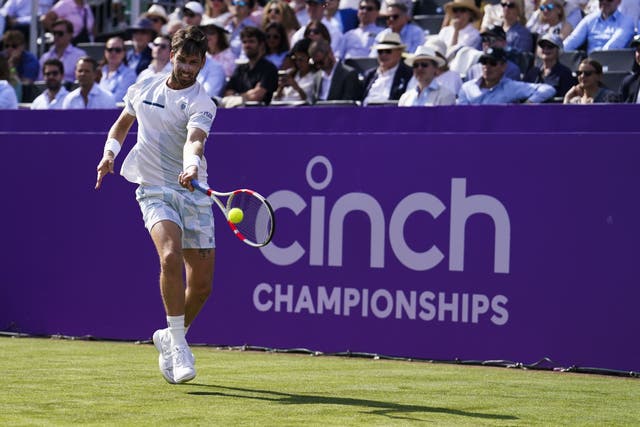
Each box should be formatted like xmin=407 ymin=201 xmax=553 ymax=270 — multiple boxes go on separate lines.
xmin=183 ymin=154 xmax=201 ymax=171
xmin=104 ymin=138 xmax=121 ymax=158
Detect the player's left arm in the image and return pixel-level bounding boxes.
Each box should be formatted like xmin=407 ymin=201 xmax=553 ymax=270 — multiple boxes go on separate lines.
xmin=179 ymin=127 xmax=208 ymax=191
xmin=95 ymin=110 xmax=136 ymax=190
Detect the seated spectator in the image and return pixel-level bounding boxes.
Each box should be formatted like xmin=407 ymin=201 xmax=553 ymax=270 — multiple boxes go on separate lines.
xmin=226 ymin=0 xmax=259 ymax=60
xmin=620 ymin=35 xmax=640 ymax=103
xmin=0 ymin=0 xmax=52 ymax=41
xmin=324 ymin=0 xmax=358 ymax=34
xmin=62 ymin=56 xmax=116 ymax=108
xmin=201 ymin=19 xmax=236 ymax=78
xmin=197 ymin=52 xmax=227 ymax=98
xmin=563 ymin=58 xmax=620 ymax=103
xmin=183 ymin=1 xmax=204 ymax=27
xmin=500 ymin=0 xmax=533 ymax=53
xmin=41 ymin=0 xmax=94 ymax=44
xmin=2 ymin=30 xmax=38 ymax=84
xmin=137 ymin=35 xmax=173 ymax=82
xmin=309 ymin=38 xmax=363 ymax=101
xmin=274 ymin=38 xmax=317 ymax=101
xmin=262 ymin=0 xmax=301 ymax=44
xmin=563 ymin=0 xmax=635 ymax=54
xmin=526 ymin=0 xmax=573 ymax=39
xmin=31 ymin=58 xmax=68 ymax=109
xmin=223 ymin=26 xmax=279 ymax=106
xmin=291 ymin=0 xmax=343 ymax=53
xmin=0 ymin=55 xmax=18 ymax=109
xmin=362 ymin=31 xmax=412 ymax=104
xmin=98 ymin=36 xmax=137 ymax=102
xmin=458 ymin=47 xmax=556 ymax=103
xmin=205 ymin=0 xmax=232 ymax=26
xmin=372 ymin=1 xmax=424 ymax=57
xmin=143 ymin=4 xmax=169 ymax=34
xmin=399 ymin=45 xmax=456 ymax=106
xmin=524 ymin=32 xmax=576 ymax=98
xmin=264 ymin=22 xmax=290 ymax=68
xmin=126 ymin=18 xmax=156 ymax=75
xmin=438 ymin=0 xmax=482 ymax=57
xmin=38 ymin=19 xmax=87 ymax=83
xmin=423 ymin=36 xmax=463 ymax=95
xmin=336 ymin=0 xmax=384 ymax=59
xmin=467 ymin=26 xmax=522 ymax=81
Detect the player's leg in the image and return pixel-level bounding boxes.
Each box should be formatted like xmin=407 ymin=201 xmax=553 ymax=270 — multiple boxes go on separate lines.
xmin=183 ymin=248 xmax=215 ymax=328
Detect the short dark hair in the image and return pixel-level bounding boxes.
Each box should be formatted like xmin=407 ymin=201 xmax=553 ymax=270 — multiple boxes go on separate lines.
xmin=77 ymin=56 xmax=98 ymax=71
xmin=308 ymin=39 xmax=332 ymax=57
xmin=240 ymin=26 xmax=266 ymax=44
xmin=43 ymin=58 xmax=64 ymax=75
xmin=52 ymin=19 xmax=74 ymax=34
xmin=2 ymin=30 xmax=25 ymax=46
xmin=171 ymin=25 xmax=208 ymax=58
xmin=361 ymin=0 xmax=381 ymax=10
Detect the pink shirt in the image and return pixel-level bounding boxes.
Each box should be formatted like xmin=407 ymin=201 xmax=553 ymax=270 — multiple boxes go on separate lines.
xmin=51 ymin=0 xmax=94 ymax=38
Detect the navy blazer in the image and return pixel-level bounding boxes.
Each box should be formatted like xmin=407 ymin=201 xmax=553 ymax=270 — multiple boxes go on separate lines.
xmin=362 ymin=62 xmax=413 ymax=101
xmin=620 ymin=72 xmax=640 ymax=103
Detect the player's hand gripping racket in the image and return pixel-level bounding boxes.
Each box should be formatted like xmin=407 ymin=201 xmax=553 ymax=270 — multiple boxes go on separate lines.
xmin=191 ymin=179 xmax=275 ymax=247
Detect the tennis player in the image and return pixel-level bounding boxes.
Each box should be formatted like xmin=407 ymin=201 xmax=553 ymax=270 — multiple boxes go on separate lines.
xmin=95 ymin=26 xmax=216 ymax=384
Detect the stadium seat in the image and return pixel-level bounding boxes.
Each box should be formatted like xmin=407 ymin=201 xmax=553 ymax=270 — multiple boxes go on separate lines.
xmin=559 ymin=50 xmax=586 ymax=72
xmin=343 ymin=57 xmax=378 ymax=76
xmin=77 ymin=42 xmax=106 ymax=62
xmin=600 ymin=71 xmax=630 ymax=92
xmin=589 ymin=49 xmax=636 ymax=72
xmin=412 ymin=14 xmax=445 ymax=36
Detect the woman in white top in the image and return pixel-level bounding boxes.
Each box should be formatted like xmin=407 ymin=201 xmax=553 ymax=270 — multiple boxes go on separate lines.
xmin=201 ymin=18 xmax=237 ymax=78
xmin=526 ymin=0 xmax=573 ymax=39
xmin=438 ymin=0 xmax=482 ymax=56
xmin=273 ymin=38 xmax=317 ymax=102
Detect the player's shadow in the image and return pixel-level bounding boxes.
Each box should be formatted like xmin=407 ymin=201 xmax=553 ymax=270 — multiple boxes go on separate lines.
xmin=186 ymin=384 xmax=517 ymax=422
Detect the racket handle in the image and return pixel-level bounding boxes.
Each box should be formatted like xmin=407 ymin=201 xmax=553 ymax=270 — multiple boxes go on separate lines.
xmin=190 ymin=179 xmax=208 ymax=194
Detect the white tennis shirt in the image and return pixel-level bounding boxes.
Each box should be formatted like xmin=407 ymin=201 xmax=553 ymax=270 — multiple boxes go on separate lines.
xmin=120 ymin=75 xmax=216 ymax=188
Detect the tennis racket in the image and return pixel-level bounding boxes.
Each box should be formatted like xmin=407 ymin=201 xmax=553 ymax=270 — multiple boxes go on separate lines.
xmin=191 ymin=179 xmax=275 ymax=248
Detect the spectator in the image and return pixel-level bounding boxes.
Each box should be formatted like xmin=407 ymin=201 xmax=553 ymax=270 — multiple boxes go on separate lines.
xmin=620 ymin=35 xmax=640 ymax=103
xmin=42 ymin=0 xmax=94 ymax=44
xmin=201 ymin=19 xmax=236 ymax=77
xmin=500 ymin=0 xmax=533 ymax=53
xmin=336 ymin=0 xmax=384 ymax=59
xmin=291 ymin=0 xmax=343 ymax=53
xmin=309 ymin=38 xmax=362 ymax=101
xmin=126 ymin=18 xmax=156 ymax=75
xmin=373 ymin=1 xmax=424 ymax=57
xmin=226 ymin=0 xmax=258 ymax=59
xmin=362 ymin=31 xmax=412 ymax=104
xmin=30 ymin=58 xmax=68 ymax=109
xmin=262 ymin=0 xmax=301 ymax=44
xmin=204 ymin=0 xmax=232 ymax=26
xmin=563 ymin=58 xmax=620 ymax=103
xmin=223 ymin=26 xmax=279 ymax=105
xmin=137 ymin=35 xmax=173 ymax=82
xmin=183 ymin=1 xmax=204 ymax=27
xmin=2 ymin=30 xmax=38 ymax=84
xmin=438 ymin=0 xmax=481 ymax=56
xmin=166 ymin=20 xmax=185 ymax=37
xmin=38 ymin=19 xmax=87 ymax=83
xmin=563 ymin=0 xmax=635 ymax=54
xmin=62 ymin=56 xmax=116 ymax=108
xmin=197 ymin=51 xmax=227 ymax=99
xmin=526 ymin=0 xmax=573 ymax=39
xmin=98 ymin=36 xmax=137 ymax=102
xmin=264 ymin=22 xmax=290 ymax=68
xmin=423 ymin=36 xmax=463 ymax=95
xmin=143 ymin=4 xmax=169 ymax=34
xmin=399 ymin=45 xmax=456 ymax=106
xmin=274 ymin=38 xmax=317 ymax=101
xmin=304 ymin=20 xmax=333 ymax=44
xmin=0 ymin=0 xmax=52 ymax=43
xmin=467 ymin=25 xmax=522 ymax=81
xmin=524 ymin=32 xmax=575 ymax=98
xmin=0 ymin=55 xmax=19 ymax=109
xmin=458 ymin=47 xmax=556 ymax=103
xmin=324 ymin=0 xmax=358 ymax=34
xmin=292 ymin=0 xmax=309 ymax=27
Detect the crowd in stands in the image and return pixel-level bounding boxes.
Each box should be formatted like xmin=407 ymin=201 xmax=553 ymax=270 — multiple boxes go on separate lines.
xmin=0 ymin=0 xmax=639 ymax=109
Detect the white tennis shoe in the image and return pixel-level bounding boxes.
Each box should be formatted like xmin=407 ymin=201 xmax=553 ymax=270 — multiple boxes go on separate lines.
xmin=172 ymin=345 xmax=196 ymax=383
xmin=152 ymin=328 xmax=175 ymax=384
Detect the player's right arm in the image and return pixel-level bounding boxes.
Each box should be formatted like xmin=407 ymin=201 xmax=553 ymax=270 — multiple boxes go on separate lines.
xmin=95 ymin=110 xmax=136 ymax=190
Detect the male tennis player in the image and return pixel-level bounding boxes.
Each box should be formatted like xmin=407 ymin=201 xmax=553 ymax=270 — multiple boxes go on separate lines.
xmin=95 ymin=26 xmax=216 ymax=384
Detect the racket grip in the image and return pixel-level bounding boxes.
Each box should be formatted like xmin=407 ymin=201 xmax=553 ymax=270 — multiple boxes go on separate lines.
xmin=190 ymin=179 xmax=208 ymax=194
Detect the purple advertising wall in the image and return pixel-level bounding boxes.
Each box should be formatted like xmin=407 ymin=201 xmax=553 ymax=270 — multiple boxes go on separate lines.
xmin=1 ymin=106 xmax=639 ymax=372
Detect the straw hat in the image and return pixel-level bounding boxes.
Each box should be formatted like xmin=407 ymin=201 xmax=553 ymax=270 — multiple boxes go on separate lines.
xmin=404 ymin=45 xmax=445 ymax=68
xmin=373 ymin=32 xmax=406 ymax=51
xmin=443 ymin=0 xmax=481 ymax=21
xmin=144 ymin=4 xmax=168 ymax=24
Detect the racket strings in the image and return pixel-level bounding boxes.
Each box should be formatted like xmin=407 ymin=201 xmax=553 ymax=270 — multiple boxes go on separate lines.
xmin=228 ymin=192 xmax=274 ymax=245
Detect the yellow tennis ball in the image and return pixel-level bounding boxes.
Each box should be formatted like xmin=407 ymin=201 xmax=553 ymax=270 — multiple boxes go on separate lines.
xmin=228 ymin=207 xmax=244 ymax=224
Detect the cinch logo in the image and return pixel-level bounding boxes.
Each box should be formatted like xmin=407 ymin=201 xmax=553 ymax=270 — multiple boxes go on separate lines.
xmin=261 ymin=156 xmax=511 ymax=273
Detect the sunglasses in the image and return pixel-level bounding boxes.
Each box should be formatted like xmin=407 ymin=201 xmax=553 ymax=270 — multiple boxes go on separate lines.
xmin=451 ymin=7 xmax=468 ymax=13
xmin=359 ymin=5 xmax=374 ymax=11
xmin=149 ymin=42 xmax=169 ymax=49
xmin=501 ymin=2 xmax=517 ymax=8
xmin=183 ymin=10 xmax=196 ymax=17
xmin=268 ymin=8 xmax=280 ymax=13
xmin=377 ymin=48 xmax=392 ymax=55
xmin=386 ymin=13 xmax=401 ymax=20
xmin=266 ymin=33 xmax=281 ymax=39
xmin=538 ymin=42 xmax=557 ymax=49
xmin=308 ymin=28 xmax=322 ymax=34
xmin=412 ymin=61 xmax=432 ymax=69
xmin=598 ymin=0 xmax=614 ymax=2
xmin=44 ymin=70 xmax=61 ymax=77
xmin=148 ymin=17 xmax=164 ymax=23
xmin=481 ymin=35 xmax=498 ymax=43
xmin=479 ymin=57 xmax=500 ymax=66
xmin=106 ymin=47 xmax=124 ymax=53
xmin=576 ymin=70 xmax=595 ymax=77
xmin=539 ymin=4 xmax=555 ymax=11
xmin=52 ymin=30 xmax=66 ymax=37
xmin=4 ymin=43 xmax=20 ymax=49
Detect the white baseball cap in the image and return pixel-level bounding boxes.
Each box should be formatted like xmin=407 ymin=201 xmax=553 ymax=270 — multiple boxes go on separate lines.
xmin=184 ymin=1 xmax=204 ymax=15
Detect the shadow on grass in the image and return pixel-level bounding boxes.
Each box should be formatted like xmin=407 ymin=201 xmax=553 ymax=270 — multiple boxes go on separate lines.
xmin=186 ymin=384 xmax=518 ymax=422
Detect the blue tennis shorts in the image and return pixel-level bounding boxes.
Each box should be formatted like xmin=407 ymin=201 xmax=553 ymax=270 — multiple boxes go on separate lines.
xmin=136 ymin=185 xmax=215 ymax=249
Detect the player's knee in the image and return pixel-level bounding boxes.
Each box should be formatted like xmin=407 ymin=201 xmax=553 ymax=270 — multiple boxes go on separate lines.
xmin=189 ymin=280 xmax=212 ymax=301
xmin=159 ymin=250 xmax=182 ymax=274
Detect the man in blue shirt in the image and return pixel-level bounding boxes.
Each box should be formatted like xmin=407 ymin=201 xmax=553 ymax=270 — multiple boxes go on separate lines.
xmin=563 ymin=0 xmax=635 ymax=54
xmin=458 ymin=47 xmax=556 ymax=104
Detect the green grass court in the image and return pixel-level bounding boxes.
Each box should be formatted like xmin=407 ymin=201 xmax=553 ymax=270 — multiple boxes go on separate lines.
xmin=1 ymin=337 xmax=638 ymax=426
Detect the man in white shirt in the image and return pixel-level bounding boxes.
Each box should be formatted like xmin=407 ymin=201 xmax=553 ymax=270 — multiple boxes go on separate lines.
xmin=137 ymin=35 xmax=173 ymax=82
xmin=95 ymin=26 xmax=217 ymax=385
xmin=62 ymin=57 xmax=116 ymax=109
xmin=31 ymin=58 xmax=69 ymax=109
xmin=399 ymin=45 xmax=456 ymax=106
xmin=337 ymin=0 xmax=384 ymax=59
xmin=362 ymin=31 xmax=412 ymax=104
xmin=371 ymin=1 xmax=425 ymax=57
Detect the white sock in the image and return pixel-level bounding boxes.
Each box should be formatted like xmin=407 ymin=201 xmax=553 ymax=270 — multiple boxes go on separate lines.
xmin=167 ymin=315 xmax=188 ymax=347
